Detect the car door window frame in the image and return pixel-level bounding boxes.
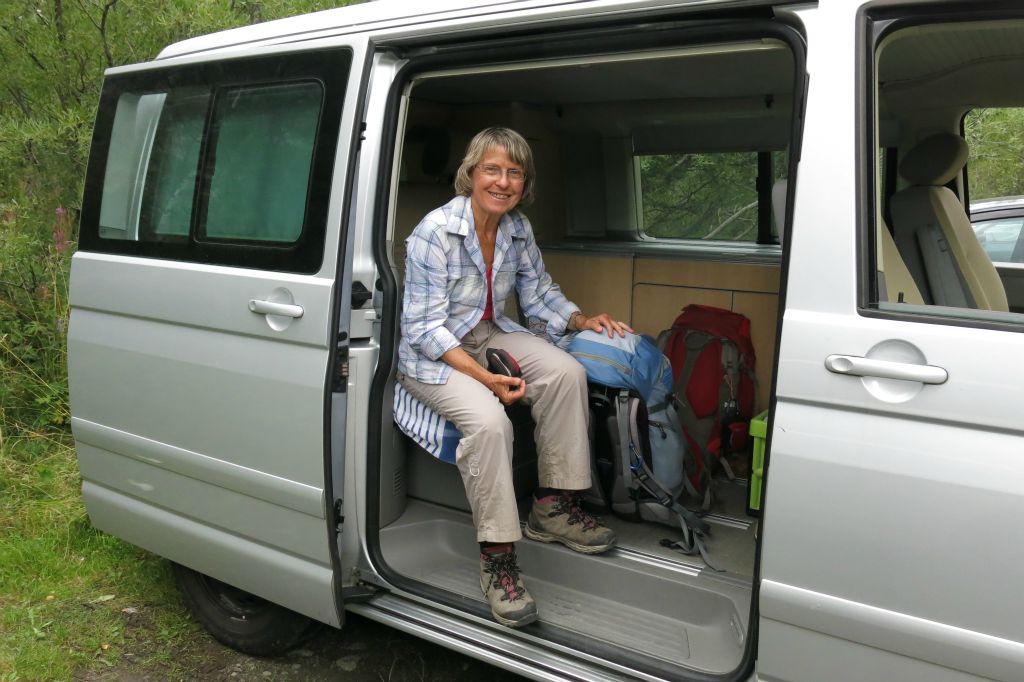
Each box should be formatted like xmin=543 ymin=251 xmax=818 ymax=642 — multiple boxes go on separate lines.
xmin=79 ymin=49 xmax=352 ymax=274
xmin=858 ymin=3 xmax=1024 ymax=333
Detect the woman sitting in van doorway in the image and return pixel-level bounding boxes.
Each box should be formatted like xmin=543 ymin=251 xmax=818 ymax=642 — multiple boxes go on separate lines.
xmin=398 ymin=127 xmax=632 ymax=627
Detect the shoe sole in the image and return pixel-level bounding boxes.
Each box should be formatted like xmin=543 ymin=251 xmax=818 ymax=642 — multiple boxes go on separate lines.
xmin=523 ymin=524 xmax=615 ymax=554
xmin=480 ymin=577 xmax=538 ymax=628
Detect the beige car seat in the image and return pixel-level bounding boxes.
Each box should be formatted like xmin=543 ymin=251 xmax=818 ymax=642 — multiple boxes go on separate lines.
xmin=879 ymin=220 xmax=924 ymax=305
xmin=890 ymin=133 xmax=1008 ymax=311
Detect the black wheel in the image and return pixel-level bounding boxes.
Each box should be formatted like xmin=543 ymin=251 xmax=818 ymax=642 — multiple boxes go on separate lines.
xmin=171 ymin=562 xmax=317 ymax=656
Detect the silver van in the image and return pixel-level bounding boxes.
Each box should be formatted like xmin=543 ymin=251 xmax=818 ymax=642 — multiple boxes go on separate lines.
xmin=68 ymin=1 xmax=1024 ymax=680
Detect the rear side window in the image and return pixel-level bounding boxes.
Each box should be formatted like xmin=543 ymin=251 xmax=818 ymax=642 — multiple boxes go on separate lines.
xmin=81 ymin=50 xmax=351 ymax=273
xmin=637 ymin=150 xmax=787 ymax=242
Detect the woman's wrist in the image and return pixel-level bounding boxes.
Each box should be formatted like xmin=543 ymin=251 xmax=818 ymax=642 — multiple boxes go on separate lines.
xmin=568 ymin=310 xmax=584 ymax=331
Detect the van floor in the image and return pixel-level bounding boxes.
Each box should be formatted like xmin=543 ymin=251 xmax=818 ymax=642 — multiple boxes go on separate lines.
xmin=379 ymin=479 xmax=755 ymax=674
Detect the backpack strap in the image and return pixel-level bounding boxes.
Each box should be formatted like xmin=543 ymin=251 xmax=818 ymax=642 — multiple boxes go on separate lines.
xmin=618 ymin=399 xmax=721 ymax=572
xmin=616 ymin=391 xmax=638 ymax=491
xmin=629 ymin=448 xmax=721 ymax=571
xmin=655 ymin=326 xmax=676 ymax=353
xmin=648 ymin=399 xmax=701 ymax=500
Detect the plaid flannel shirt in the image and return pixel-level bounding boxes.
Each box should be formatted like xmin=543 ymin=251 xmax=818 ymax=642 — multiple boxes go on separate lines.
xmin=399 ymin=195 xmax=579 ymax=384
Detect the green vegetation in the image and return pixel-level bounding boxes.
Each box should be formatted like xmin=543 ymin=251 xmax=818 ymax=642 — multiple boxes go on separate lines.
xmin=638 ymin=151 xmax=787 ymax=241
xmin=965 ymin=107 xmax=1024 ymax=202
xmin=0 ymin=2 xmax=348 ymax=680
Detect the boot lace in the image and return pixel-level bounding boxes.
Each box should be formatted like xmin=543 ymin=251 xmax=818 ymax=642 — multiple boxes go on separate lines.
xmin=551 ymin=492 xmax=600 ymax=531
xmin=484 ymin=551 xmax=525 ymax=602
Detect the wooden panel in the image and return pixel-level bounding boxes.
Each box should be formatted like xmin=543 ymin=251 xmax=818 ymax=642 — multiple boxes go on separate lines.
xmin=513 ymin=249 xmax=781 ymax=412
xmin=733 ymin=292 xmax=779 ymax=412
xmin=542 ymin=252 xmax=633 ymax=323
xmin=636 ymin=258 xmax=780 ymax=294
xmin=629 ymin=284 xmax=731 ymax=337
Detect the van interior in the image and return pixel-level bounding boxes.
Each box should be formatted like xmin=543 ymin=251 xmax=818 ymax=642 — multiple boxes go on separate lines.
xmin=369 ymin=16 xmax=1024 ymax=677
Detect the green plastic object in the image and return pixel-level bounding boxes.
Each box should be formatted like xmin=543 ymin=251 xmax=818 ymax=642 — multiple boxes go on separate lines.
xmin=748 ymin=410 xmax=769 ymax=512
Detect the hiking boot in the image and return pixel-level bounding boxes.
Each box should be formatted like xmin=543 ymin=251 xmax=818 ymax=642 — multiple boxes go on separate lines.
xmin=524 ymin=491 xmax=617 ymax=554
xmin=479 ymin=547 xmax=537 ymax=627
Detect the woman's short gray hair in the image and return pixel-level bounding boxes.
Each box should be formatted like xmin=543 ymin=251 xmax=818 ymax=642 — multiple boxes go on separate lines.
xmin=454 ymin=127 xmax=536 ymax=205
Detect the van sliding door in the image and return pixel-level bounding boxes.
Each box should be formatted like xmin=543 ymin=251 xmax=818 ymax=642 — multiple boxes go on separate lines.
xmin=70 ymin=40 xmax=368 ymax=626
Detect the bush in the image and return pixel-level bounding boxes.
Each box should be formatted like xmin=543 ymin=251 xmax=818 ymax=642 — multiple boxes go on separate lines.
xmin=0 ymin=0 xmax=348 ymax=444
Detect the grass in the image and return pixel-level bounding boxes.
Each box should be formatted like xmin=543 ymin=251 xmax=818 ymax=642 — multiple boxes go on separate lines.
xmin=0 ymin=208 xmax=213 ymax=681
xmin=0 ymin=432 xmax=204 ymax=681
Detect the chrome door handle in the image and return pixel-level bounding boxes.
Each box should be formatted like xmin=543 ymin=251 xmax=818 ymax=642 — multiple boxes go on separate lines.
xmin=825 ymin=354 xmax=947 ymax=384
xmin=248 ymin=299 xmax=304 ymax=319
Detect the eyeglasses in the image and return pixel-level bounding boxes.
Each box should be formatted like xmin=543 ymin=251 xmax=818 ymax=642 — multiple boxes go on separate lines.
xmin=475 ymin=164 xmax=526 ymax=182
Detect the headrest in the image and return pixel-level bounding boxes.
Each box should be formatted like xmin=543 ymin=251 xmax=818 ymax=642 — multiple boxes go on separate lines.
xmin=771 ymin=178 xmax=788 ymax=243
xmin=899 ymin=133 xmax=968 ymax=186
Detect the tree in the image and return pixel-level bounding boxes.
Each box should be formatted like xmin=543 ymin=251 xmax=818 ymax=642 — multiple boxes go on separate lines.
xmin=0 ymin=0 xmax=351 ymax=435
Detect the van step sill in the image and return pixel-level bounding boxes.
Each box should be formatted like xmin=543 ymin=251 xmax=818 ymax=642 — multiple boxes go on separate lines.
xmin=380 ymin=499 xmax=751 ymax=674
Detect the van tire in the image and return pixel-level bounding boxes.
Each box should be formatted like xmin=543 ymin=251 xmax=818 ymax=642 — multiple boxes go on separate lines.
xmin=171 ymin=562 xmax=317 ymax=656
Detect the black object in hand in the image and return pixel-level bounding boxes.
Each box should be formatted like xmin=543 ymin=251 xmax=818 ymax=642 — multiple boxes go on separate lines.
xmin=486 ymin=348 xmax=522 ymax=378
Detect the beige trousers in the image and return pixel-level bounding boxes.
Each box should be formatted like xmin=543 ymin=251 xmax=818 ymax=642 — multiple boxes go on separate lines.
xmin=398 ymin=321 xmax=592 ymax=542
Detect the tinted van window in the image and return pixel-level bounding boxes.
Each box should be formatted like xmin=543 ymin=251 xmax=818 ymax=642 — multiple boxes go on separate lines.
xmin=81 ymin=50 xmax=350 ymax=273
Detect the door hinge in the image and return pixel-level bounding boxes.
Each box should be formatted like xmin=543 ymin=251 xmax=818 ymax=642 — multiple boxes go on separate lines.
xmin=333 ymin=498 xmax=344 ymax=530
xmin=332 ymin=347 xmax=349 ymax=393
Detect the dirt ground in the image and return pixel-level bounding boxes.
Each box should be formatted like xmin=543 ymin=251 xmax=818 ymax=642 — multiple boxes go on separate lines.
xmin=74 ymin=612 xmax=527 ymax=682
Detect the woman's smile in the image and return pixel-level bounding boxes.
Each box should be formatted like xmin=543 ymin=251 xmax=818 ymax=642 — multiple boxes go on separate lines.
xmin=471 ymin=147 xmax=524 ymax=223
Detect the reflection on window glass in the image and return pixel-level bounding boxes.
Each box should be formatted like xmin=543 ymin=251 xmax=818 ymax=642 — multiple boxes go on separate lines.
xmin=98 ymin=81 xmax=322 ymax=246
xmin=638 ymin=151 xmax=786 ymax=241
xmin=140 ymin=87 xmax=209 ymax=239
xmin=204 ymin=82 xmax=322 ymax=243
xmin=971 ymin=217 xmax=1024 ymax=264
xmin=99 ymin=87 xmax=209 ymax=241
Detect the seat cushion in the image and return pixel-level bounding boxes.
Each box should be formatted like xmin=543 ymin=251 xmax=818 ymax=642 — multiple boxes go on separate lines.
xmin=394 ymin=380 xmax=539 ymax=511
xmin=394 ymin=381 xmax=461 ymax=463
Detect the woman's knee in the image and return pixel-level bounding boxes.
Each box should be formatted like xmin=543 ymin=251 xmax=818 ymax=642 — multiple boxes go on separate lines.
xmin=467 ymin=403 xmax=514 ymax=441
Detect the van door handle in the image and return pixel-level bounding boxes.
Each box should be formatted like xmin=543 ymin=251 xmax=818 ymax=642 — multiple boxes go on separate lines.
xmin=825 ymin=354 xmax=948 ymax=384
xmin=248 ymin=299 xmax=304 ymax=319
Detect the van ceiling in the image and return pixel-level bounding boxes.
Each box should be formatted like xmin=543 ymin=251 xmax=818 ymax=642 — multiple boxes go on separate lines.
xmin=879 ymin=21 xmax=1024 ymax=110
xmin=412 ymin=41 xmax=794 ymax=106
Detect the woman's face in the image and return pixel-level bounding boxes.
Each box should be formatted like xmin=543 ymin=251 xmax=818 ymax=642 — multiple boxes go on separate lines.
xmin=470 ymin=146 xmax=525 ymax=220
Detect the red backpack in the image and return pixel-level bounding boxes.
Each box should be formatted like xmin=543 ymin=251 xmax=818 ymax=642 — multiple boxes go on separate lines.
xmin=657 ymin=305 xmax=757 ymax=508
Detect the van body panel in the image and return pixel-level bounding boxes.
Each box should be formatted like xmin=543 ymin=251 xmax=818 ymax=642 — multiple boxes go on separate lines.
xmin=760 ymin=580 xmax=1024 ymax=682
xmin=760 ymin=3 xmax=1024 ymax=681
xmin=81 ymin=481 xmax=338 ymax=625
xmin=76 ymin=441 xmax=328 ymax=563
xmin=758 ymin=617 xmax=1000 ymax=682
xmin=67 ymin=250 xmax=339 ymax=618
xmin=70 ymin=38 xmax=369 ymax=629
xmin=68 ymin=258 xmax=332 ymax=486
xmin=73 ymin=419 xmax=323 ymax=518
xmin=155 ymin=0 xmax=783 ymax=60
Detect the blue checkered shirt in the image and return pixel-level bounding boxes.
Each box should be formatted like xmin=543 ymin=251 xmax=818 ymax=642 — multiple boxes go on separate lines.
xmin=399 ymin=195 xmax=579 ymax=384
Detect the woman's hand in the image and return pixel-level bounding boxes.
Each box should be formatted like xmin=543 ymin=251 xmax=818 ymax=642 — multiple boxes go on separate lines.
xmin=441 ymin=346 xmax=527 ymax=405
xmin=485 ymin=373 xmax=527 ymax=406
xmin=576 ymin=312 xmax=634 ymax=338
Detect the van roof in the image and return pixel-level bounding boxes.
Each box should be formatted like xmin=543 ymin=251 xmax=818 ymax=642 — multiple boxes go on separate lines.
xmin=157 ymin=0 xmax=774 ymax=60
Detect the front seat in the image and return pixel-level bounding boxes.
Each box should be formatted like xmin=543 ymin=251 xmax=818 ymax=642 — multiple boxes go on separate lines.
xmin=890 ymin=133 xmax=1008 ymax=311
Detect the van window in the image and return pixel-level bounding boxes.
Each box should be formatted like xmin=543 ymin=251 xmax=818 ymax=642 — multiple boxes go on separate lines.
xmin=964 ymin=108 xmax=1024 ymax=202
xmin=637 ymin=150 xmax=786 ymax=242
xmin=80 ymin=50 xmax=351 ymax=273
xmin=868 ymin=17 xmax=1024 ymax=320
xmin=103 ymin=82 xmax=323 ymax=245
xmin=202 ymin=83 xmax=322 ymax=242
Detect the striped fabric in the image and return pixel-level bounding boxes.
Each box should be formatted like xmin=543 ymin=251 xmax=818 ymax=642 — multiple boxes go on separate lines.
xmin=393 ymin=381 xmax=461 ymax=464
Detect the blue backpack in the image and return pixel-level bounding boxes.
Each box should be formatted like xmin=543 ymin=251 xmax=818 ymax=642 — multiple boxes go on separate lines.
xmin=567 ymin=331 xmax=715 ymax=567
